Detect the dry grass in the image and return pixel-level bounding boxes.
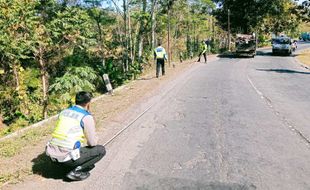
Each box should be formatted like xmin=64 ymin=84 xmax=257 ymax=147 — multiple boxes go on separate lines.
xmin=300 ymin=22 xmax=310 ymax=33
xmin=297 ymin=49 xmax=310 ymax=67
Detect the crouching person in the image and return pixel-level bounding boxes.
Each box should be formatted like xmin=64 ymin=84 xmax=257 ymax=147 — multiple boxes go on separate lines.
xmin=46 ymin=91 xmax=106 ymax=181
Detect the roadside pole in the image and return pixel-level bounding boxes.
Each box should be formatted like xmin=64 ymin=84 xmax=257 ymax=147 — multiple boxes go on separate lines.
xmin=103 ymin=74 xmax=113 ymax=94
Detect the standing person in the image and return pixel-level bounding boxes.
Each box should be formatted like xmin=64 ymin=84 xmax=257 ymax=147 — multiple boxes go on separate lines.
xmin=197 ymin=40 xmax=208 ymax=63
xmin=46 ymin=91 xmax=106 ymax=181
xmin=154 ymin=41 xmax=168 ymax=78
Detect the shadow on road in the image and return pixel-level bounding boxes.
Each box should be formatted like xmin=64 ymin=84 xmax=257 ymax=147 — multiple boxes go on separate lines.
xmin=257 ymin=68 xmax=310 ymax=74
xmin=137 ymin=76 xmax=156 ymax=80
xmin=217 ymin=53 xmax=254 ymax=59
xmin=256 ymin=51 xmax=297 ymax=57
xmin=32 ymin=152 xmax=69 ymax=180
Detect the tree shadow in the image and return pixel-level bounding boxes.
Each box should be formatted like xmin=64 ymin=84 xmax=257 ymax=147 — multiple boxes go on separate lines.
xmin=256 ymin=51 xmax=297 ymax=57
xmin=217 ymin=53 xmax=235 ymax=59
xmin=217 ymin=53 xmax=255 ymax=59
xmin=136 ymin=76 xmax=156 ymax=81
xmin=32 ymin=152 xmax=70 ymax=180
xmin=257 ymin=68 xmax=310 ymax=74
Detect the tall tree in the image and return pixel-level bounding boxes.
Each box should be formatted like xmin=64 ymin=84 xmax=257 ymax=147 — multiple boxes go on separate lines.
xmin=213 ymin=0 xmax=301 ymax=34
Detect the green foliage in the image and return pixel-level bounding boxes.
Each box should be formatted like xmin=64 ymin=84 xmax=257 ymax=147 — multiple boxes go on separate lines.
xmin=295 ymin=0 xmax=310 ymax=22
xmin=257 ymin=34 xmax=271 ymax=47
xmin=0 ymin=67 xmax=42 ymax=130
xmin=0 ymin=0 xmax=237 ymax=136
xmin=213 ymin=0 xmax=302 ymax=35
xmin=49 ymin=66 xmax=98 ymax=105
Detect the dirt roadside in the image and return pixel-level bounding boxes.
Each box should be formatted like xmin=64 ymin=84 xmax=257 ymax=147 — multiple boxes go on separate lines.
xmin=296 ymin=48 xmax=310 ymax=69
xmin=0 ymin=55 xmax=219 ymax=189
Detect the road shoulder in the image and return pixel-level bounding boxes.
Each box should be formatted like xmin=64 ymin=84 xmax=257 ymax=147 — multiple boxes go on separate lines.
xmin=295 ymin=48 xmax=310 ymax=70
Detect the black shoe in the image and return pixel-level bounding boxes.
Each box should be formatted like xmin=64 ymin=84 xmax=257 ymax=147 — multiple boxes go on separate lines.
xmin=66 ymin=167 xmax=90 ymax=181
xmin=82 ymin=164 xmax=95 ymax=172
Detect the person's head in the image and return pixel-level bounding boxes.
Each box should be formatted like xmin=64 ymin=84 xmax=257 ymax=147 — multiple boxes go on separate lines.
xmin=75 ymin=91 xmax=93 ymax=110
xmin=157 ymin=40 xmax=162 ymax=46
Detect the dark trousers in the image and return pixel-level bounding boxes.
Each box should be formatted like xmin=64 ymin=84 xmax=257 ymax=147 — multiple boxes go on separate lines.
xmin=156 ymin=59 xmax=165 ymax=77
xmin=197 ymin=52 xmax=207 ymax=63
xmin=62 ymin=145 xmax=106 ymax=172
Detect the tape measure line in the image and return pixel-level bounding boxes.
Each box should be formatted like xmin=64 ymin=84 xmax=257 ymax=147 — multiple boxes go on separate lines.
xmin=102 ymin=62 xmax=198 ymax=147
xmin=102 ymin=104 xmax=154 ymax=147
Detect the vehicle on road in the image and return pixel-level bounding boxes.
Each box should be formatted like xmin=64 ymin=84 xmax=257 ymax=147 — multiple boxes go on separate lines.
xmin=235 ymin=34 xmax=257 ymax=58
xmin=272 ymin=37 xmax=292 ymax=55
xmin=301 ymin=32 xmax=310 ymax=41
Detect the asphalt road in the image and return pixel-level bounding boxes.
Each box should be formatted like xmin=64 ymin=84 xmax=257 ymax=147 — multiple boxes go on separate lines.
xmin=9 ymin=43 xmax=310 ymax=190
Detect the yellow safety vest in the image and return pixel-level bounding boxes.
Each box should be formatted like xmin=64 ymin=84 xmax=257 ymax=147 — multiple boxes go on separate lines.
xmin=50 ymin=106 xmax=88 ymax=150
xmin=155 ymin=46 xmax=167 ymax=59
xmin=202 ymin=44 xmax=208 ymax=54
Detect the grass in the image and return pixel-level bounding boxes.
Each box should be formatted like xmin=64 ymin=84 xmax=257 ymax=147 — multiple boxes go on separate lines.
xmin=0 ymin=125 xmax=54 ymax=187
xmin=0 ymin=125 xmax=53 ymax=158
xmin=297 ymin=49 xmax=310 ymax=67
xmin=0 ymin=169 xmax=32 ymax=187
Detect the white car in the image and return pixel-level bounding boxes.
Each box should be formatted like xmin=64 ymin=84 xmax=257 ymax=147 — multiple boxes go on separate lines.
xmin=272 ymin=37 xmax=292 ymax=55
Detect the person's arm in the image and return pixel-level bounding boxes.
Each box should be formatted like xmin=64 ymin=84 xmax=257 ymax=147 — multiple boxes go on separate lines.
xmin=154 ymin=49 xmax=157 ymax=60
xmin=164 ymin=49 xmax=168 ymax=61
xmin=82 ymin=115 xmax=98 ymax=147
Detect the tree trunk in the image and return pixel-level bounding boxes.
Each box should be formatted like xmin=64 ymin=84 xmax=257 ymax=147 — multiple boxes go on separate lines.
xmin=212 ymin=16 xmax=215 ymax=42
xmin=137 ymin=0 xmax=147 ymax=65
xmin=168 ymin=7 xmax=171 ymax=67
xmin=151 ymin=0 xmax=157 ymax=51
xmin=228 ymin=9 xmax=231 ymax=51
xmin=38 ymin=46 xmax=48 ymax=119
xmin=95 ymin=14 xmax=105 ymax=69
xmin=128 ymin=8 xmax=134 ymax=65
xmin=123 ymin=0 xmax=129 ymax=72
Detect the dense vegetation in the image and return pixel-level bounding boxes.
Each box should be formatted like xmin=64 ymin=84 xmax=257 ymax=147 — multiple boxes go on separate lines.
xmin=0 ymin=0 xmax=222 ymax=135
xmin=213 ymin=0 xmax=310 ymax=39
xmin=0 ymin=0 xmax=309 ymax=136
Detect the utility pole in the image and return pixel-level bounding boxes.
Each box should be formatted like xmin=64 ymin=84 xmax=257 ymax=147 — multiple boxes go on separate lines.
xmin=228 ymin=9 xmax=231 ymax=51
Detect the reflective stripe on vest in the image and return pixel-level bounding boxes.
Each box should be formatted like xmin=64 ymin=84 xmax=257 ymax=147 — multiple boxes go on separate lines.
xmin=155 ymin=47 xmax=166 ymax=59
xmin=50 ymin=106 xmax=89 ymax=149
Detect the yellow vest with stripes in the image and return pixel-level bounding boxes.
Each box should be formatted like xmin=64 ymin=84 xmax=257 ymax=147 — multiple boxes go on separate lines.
xmin=155 ymin=46 xmax=167 ymax=59
xmin=50 ymin=106 xmax=89 ymax=149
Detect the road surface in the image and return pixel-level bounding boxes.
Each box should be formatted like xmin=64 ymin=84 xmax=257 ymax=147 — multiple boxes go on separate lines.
xmin=8 ymin=43 xmax=310 ymax=190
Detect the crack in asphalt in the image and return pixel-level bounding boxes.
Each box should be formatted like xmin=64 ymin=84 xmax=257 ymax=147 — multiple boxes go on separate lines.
xmin=247 ymin=75 xmax=310 ymax=147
